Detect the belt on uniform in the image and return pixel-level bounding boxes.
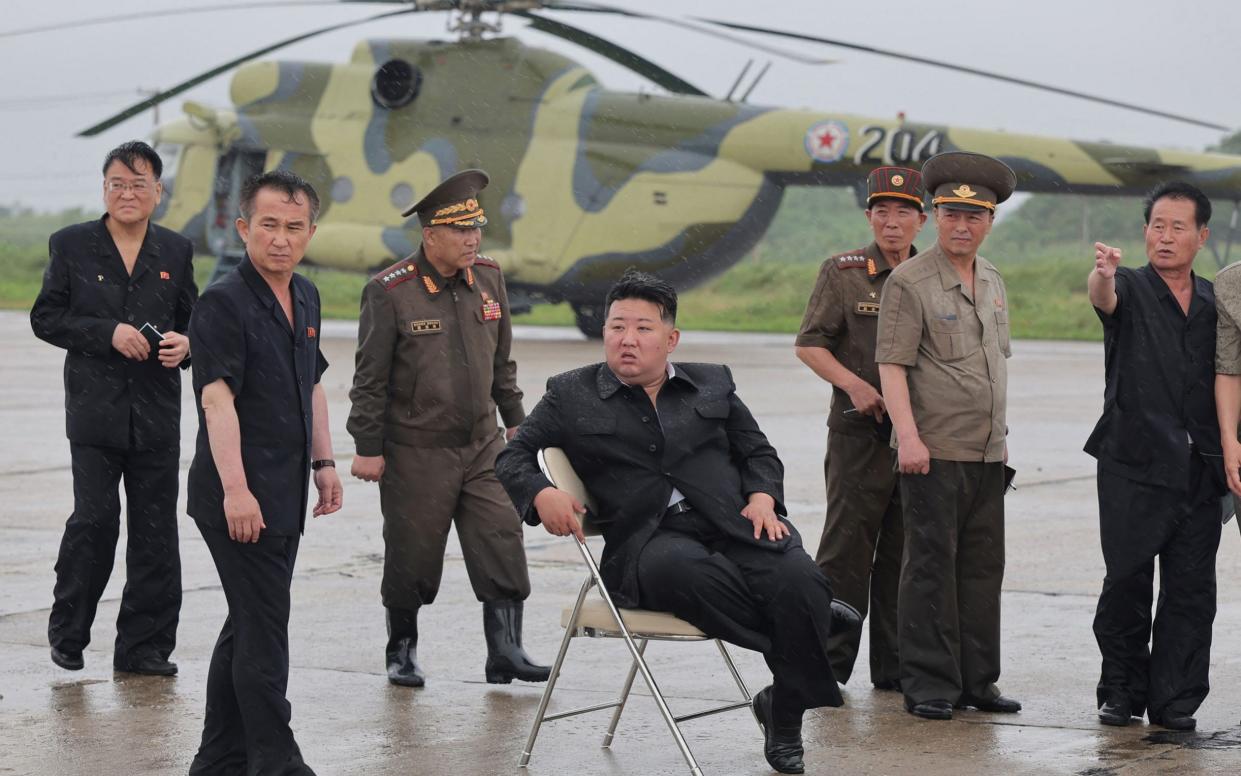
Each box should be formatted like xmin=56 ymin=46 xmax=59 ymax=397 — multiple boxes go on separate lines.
xmin=664 ymin=500 xmax=693 ymax=517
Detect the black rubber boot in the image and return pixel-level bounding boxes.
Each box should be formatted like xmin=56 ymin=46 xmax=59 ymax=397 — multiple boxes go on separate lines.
xmin=482 ymin=600 xmax=550 ymax=684
xmin=385 ymin=608 xmax=426 ymax=687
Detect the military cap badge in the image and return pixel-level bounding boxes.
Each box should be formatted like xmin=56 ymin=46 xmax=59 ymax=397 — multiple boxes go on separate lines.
xmin=922 ymin=152 xmax=1017 ymax=212
xmin=865 ymin=166 xmax=925 ymax=211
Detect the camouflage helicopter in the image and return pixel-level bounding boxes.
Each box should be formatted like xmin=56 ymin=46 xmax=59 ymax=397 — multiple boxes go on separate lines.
xmin=52 ymin=0 xmax=1241 ymax=336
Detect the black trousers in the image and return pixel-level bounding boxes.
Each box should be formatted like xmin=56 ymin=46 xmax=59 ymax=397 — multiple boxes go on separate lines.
xmin=637 ymin=511 xmax=843 ymax=714
xmin=48 ymin=442 xmax=181 ymax=664
xmin=1093 ymin=460 xmax=1221 ymax=720
xmin=898 ymin=459 xmax=1005 ymax=706
xmin=189 ymin=524 xmax=315 ymax=776
xmin=814 ymin=430 xmax=902 ymax=686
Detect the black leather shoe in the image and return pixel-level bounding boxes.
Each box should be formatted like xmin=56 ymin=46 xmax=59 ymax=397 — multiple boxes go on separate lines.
xmin=1098 ymin=700 xmax=1132 ymax=727
xmin=115 ymin=656 xmax=177 ymax=676
xmin=872 ymin=678 xmax=901 ymax=692
xmin=51 ymin=647 xmax=84 ymax=671
xmin=958 ymin=694 xmax=1022 ymax=713
xmin=483 ymin=601 xmax=550 ymax=684
xmin=828 ymin=599 xmax=862 ymax=639
xmin=386 ymin=637 xmax=426 ymax=687
xmin=905 ymin=698 xmax=953 ymax=720
xmin=752 ymin=686 xmax=805 ymax=774
xmin=1152 ymin=713 xmax=1196 ymax=731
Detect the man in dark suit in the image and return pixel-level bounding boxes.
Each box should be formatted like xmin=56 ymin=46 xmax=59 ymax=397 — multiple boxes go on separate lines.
xmin=187 ymin=170 xmax=342 ymax=775
xmin=1086 ymin=181 xmax=1224 ymax=731
xmin=496 ymin=270 xmax=852 ymax=775
xmin=31 ymin=141 xmax=196 ymax=675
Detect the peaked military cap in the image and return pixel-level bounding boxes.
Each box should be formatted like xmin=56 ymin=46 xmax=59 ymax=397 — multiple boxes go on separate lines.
xmin=402 ymin=168 xmax=490 ymax=228
xmin=867 ymin=166 xmax=925 ymax=211
xmin=922 ymin=151 xmax=1016 ymax=212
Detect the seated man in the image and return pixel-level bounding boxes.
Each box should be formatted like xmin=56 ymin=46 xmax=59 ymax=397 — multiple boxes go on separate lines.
xmin=496 ymin=270 xmax=853 ymax=775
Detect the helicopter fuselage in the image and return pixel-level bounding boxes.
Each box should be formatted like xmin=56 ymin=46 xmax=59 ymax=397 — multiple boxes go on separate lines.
xmin=150 ymin=36 xmax=1241 ymax=321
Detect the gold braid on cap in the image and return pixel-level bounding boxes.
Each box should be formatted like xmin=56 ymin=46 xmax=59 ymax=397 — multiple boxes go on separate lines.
xmin=429 ymin=209 xmax=486 ymax=226
xmin=932 ymin=195 xmax=996 ymax=211
xmin=868 ymin=191 xmax=924 ymax=206
xmin=428 ymin=198 xmax=484 ymax=226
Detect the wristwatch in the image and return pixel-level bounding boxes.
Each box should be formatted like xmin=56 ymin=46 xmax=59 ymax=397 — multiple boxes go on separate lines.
xmin=311 ymin=459 xmax=336 ymax=470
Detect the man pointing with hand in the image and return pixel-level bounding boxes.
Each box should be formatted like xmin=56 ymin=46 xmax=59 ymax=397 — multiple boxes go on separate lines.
xmin=1085 ymin=181 xmax=1224 ymax=732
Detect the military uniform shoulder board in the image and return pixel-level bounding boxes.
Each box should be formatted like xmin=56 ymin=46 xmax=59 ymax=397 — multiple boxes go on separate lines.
xmin=473 ymin=255 xmax=500 ymax=271
xmin=832 ymin=251 xmax=869 ymax=270
xmin=375 ymin=258 xmax=420 ymax=291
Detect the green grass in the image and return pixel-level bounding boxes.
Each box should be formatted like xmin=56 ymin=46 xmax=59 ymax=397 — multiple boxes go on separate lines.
xmin=2 ymin=193 xmax=1227 ymax=341
xmin=0 ymin=237 xmax=1184 ymax=341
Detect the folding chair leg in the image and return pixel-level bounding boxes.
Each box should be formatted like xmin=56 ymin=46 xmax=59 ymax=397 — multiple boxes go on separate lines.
xmin=575 ymin=539 xmax=704 ymax=776
xmin=518 ymin=576 xmax=593 ymax=768
xmin=602 ymin=639 xmax=647 ymax=747
xmin=715 ymin=640 xmax=762 ymax=734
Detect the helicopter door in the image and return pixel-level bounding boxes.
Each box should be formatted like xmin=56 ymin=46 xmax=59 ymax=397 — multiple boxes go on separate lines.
xmin=206 ymin=148 xmax=266 ymax=257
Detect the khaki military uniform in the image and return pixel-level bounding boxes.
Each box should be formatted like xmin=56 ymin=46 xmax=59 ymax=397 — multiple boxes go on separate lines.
xmin=348 ymin=248 xmax=531 ymax=608
xmin=795 ymin=240 xmax=910 ymax=687
xmin=1217 ymin=262 xmax=1241 ymax=374
xmin=875 ymin=242 xmax=1011 ymax=706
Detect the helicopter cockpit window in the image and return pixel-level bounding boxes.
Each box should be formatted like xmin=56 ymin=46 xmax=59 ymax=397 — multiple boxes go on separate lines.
xmin=371 ymin=59 xmax=422 ymax=110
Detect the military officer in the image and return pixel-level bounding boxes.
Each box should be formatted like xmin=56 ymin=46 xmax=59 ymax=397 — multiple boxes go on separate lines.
xmin=795 ymin=166 xmax=926 ymax=690
xmin=348 ymin=169 xmax=549 ymax=687
xmin=876 ymin=151 xmax=1020 ymax=721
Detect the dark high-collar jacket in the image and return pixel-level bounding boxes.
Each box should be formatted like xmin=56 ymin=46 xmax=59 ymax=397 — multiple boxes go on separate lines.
xmin=186 ymin=258 xmax=327 ymax=536
xmin=496 ymin=361 xmax=794 ymax=608
xmin=1085 ymin=263 xmax=1225 ymax=495
xmin=30 ymin=215 xmax=196 ymax=450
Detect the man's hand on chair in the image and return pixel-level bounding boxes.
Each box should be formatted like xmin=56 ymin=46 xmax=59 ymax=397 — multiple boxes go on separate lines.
xmin=534 ymin=486 xmax=586 ymax=541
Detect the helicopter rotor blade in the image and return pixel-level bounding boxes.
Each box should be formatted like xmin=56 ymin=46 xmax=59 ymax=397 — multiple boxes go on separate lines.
xmin=76 ymin=7 xmax=419 ymax=137
xmin=0 ymin=1 xmax=372 ymax=39
xmin=541 ymin=1 xmax=831 ymax=66
xmin=515 ymin=10 xmax=707 ymax=96
xmin=693 ymin=17 xmax=1231 ymax=133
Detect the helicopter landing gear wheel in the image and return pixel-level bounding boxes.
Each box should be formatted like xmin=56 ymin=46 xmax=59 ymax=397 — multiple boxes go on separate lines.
xmin=572 ymin=303 xmax=605 ymax=339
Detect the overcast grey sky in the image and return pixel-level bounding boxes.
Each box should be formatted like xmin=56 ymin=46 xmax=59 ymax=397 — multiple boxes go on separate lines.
xmin=3 ymin=0 xmax=1238 ymax=211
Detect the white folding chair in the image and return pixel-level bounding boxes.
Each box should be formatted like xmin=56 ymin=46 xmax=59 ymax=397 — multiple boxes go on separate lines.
xmin=518 ymin=448 xmax=760 ymax=776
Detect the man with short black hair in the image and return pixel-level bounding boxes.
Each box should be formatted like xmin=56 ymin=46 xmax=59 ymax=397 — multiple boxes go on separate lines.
xmin=187 ymin=170 xmax=342 ymax=774
xmin=1086 ymin=180 xmax=1223 ymax=731
xmin=32 ymin=140 xmax=195 ymax=675
xmin=497 ymin=270 xmax=853 ymax=775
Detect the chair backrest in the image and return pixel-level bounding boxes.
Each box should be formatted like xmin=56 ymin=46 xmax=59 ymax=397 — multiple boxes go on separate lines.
xmin=537 ymin=447 xmax=602 ymax=537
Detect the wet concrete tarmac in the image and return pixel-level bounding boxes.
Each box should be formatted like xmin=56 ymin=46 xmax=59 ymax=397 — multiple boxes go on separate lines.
xmin=2 ymin=309 xmax=1241 ymax=775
